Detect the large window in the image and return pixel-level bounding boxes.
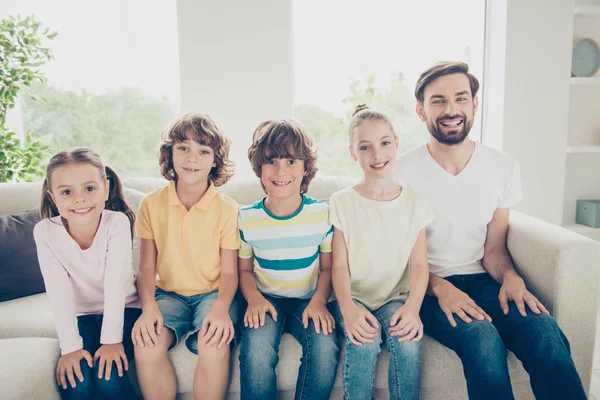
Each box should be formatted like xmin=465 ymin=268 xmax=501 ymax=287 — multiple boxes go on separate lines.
xmin=4 ymin=1 xmax=485 ymax=180
xmin=4 ymin=0 xmax=180 ymax=178
xmin=294 ymin=0 xmax=486 ymax=177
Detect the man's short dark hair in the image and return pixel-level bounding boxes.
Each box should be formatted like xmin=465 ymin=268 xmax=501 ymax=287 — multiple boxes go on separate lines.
xmin=415 ymin=61 xmax=480 ymax=103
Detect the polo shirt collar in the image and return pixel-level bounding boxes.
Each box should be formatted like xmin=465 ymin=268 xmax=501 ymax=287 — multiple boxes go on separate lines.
xmin=168 ymin=180 xmax=218 ymax=211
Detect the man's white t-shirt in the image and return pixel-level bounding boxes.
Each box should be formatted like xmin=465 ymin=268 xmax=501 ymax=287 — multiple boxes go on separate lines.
xmin=393 ymin=142 xmax=523 ymax=278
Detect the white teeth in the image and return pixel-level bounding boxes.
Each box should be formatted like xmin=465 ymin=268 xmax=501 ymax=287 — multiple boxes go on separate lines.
xmin=441 ymin=120 xmax=462 ymax=127
xmin=371 ymin=162 xmax=386 ymax=168
xmin=273 ymin=181 xmax=291 ymax=186
xmin=72 ymin=207 xmax=92 ymax=213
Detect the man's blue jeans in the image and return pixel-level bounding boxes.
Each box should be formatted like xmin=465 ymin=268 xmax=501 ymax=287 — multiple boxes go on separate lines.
xmin=330 ymin=299 xmax=421 ymax=400
xmin=239 ymin=295 xmax=340 ymax=400
xmin=420 ymin=273 xmax=586 ymax=400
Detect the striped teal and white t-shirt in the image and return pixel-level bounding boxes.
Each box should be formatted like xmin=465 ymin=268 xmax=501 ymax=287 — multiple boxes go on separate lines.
xmin=238 ymin=195 xmax=333 ymax=299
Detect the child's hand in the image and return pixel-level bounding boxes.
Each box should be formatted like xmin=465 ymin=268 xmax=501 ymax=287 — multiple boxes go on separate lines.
xmin=302 ymin=298 xmax=335 ymax=335
xmin=200 ymin=300 xmax=234 ymax=348
xmin=244 ymin=293 xmax=278 ymax=329
xmin=94 ymin=343 xmax=128 ymax=380
xmin=341 ymin=303 xmax=379 ymax=346
xmin=132 ymin=302 xmax=163 ymax=348
xmin=56 ymin=349 xmax=94 ymax=390
xmin=389 ymin=304 xmax=424 ymax=342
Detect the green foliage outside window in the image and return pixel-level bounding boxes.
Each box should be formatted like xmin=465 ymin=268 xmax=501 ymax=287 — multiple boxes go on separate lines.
xmin=0 ymin=14 xmax=55 ymax=182
xmin=296 ymin=73 xmax=429 ymax=178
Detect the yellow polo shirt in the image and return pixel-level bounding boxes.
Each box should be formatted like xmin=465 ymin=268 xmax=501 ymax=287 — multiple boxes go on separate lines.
xmin=135 ymin=181 xmax=240 ymax=296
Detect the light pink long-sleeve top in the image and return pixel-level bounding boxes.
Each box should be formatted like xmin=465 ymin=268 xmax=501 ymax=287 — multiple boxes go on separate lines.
xmin=33 ymin=210 xmax=140 ymax=355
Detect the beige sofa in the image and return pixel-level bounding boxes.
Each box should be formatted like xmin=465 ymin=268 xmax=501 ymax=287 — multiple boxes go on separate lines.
xmin=1 ymin=175 xmax=599 ymax=400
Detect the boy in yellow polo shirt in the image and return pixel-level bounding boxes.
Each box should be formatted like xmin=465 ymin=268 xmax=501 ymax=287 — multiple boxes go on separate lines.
xmin=131 ymin=113 xmax=241 ymax=400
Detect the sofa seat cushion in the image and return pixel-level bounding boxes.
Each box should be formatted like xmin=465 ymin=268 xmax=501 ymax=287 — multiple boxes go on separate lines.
xmin=168 ymin=332 xmax=530 ymax=395
xmin=0 ymin=337 xmax=61 ymax=400
xmin=0 ymin=293 xmax=56 ymax=339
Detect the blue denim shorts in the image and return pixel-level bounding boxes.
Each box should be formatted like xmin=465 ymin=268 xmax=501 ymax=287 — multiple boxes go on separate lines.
xmin=155 ymin=287 xmax=243 ymax=354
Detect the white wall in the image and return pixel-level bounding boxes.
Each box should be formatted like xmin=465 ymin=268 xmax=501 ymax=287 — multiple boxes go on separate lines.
xmin=485 ymin=0 xmax=574 ymax=225
xmin=176 ymin=0 xmax=294 ymax=178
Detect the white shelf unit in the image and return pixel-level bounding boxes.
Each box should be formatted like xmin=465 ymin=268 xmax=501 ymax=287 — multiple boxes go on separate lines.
xmin=562 ymin=2 xmax=600 ymax=237
xmin=570 ymin=77 xmax=600 ymax=84
xmin=574 ymin=5 xmax=600 ymax=16
xmin=566 ymin=146 xmax=600 ymax=153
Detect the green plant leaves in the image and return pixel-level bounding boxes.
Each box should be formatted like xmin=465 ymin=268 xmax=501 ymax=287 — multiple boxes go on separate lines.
xmin=0 ymin=13 xmax=55 ymax=182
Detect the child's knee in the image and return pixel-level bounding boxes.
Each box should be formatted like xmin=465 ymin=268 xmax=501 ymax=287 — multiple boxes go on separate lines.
xmin=94 ymin=371 xmax=131 ymax=397
xmin=388 ymin=337 xmax=421 ymax=362
xmin=196 ymin=338 xmax=230 ymax=361
xmin=61 ymin=364 xmax=95 ymax=398
xmin=134 ymin=331 xmax=172 ymax=363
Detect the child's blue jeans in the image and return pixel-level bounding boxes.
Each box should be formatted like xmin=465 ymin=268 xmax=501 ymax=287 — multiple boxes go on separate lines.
xmin=330 ymin=299 xmax=421 ymax=400
xmin=239 ymin=294 xmax=340 ymax=400
xmin=60 ymin=307 xmax=141 ymax=400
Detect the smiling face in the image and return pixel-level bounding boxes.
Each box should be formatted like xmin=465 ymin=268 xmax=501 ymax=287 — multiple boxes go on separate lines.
xmin=172 ymin=133 xmax=216 ymax=187
xmin=417 ymin=73 xmax=478 ymax=146
xmin=48 ymin=162 xmax=109 ymax=228
xmin=350 ymin=119 xmax=398 ymax=179
xmin=261 ymin=156 xmax=307 ymax=201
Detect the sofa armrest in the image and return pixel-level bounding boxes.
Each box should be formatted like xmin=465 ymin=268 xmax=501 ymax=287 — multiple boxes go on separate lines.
xmin=507 ymin=211 xmax=600 ymax=393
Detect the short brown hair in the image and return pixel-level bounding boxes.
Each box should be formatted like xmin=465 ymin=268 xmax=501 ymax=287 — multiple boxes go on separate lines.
xmin=40 ymin=147 xmax=135 ymax=239
xmin=248 ymin=119 xmax=317 ymax=194
xmin=415 ymin=61 xmax=480 ymax=103
xmin=158 ymin=112 xmax=234 ymax=186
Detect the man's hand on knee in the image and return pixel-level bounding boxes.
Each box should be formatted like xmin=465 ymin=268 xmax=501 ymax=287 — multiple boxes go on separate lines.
xmin=436 ymin=281 xmax=492 ymax=327
xmin=499 ymin=272 xmax=549 ymax=317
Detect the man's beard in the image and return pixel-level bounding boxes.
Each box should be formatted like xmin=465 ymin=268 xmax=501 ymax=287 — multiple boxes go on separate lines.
xmin=428 ymin=113 xmax=472 ymax=146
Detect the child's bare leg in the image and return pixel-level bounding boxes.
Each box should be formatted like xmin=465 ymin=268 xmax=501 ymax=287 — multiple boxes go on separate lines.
xmin=135 ymin=329 xmax=177 ymax=400
xmin=193 ymin=333 xmax=231 ymax=400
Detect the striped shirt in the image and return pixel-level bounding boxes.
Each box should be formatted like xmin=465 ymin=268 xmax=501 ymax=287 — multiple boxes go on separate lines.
xmin=238 ymin=196 xmax=333 ymax=299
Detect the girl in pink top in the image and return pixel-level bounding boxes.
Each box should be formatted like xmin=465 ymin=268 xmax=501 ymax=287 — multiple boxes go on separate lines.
xmin=33 ymin=147 xmax=141 ymax=400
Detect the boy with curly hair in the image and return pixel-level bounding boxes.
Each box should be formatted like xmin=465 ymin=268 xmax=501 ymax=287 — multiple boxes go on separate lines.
xmin=132 ymin=113 xmax=241 ymax=400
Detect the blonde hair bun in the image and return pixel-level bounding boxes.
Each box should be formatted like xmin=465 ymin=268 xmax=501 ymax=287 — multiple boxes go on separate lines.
xmin=352 ymin=104 xmax=370 ymax=117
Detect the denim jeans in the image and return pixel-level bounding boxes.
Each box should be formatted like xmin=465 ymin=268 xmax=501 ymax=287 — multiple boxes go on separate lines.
xmin=60 ymin=307 xmax=142 ymax=400
xmin=420 ymin=273 xmax=586 ymax=400
xmin=239 ymin=295 xmax=340 ymax=400
xmin=331 ymin=299 xmax=421 ymax=400
xmin=155 ymin=287 xmax=243 ymax=353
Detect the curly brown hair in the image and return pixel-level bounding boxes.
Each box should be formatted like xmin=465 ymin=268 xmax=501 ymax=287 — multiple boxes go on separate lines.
xmin=248 ymin=119 xmax=318 ymax=194
xmin=158 ymin=113 xmax=234 ymax=186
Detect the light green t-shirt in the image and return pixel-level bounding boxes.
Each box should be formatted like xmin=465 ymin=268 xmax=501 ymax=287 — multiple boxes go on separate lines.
xmin=329 ymin=186 xmax=435 ymax=310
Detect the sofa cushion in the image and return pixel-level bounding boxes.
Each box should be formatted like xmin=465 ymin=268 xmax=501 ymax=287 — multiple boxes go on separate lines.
xmin=0 ymin=337 xmax=61 ymax=400
xmin=167 ymin=332 xmax=530 ymax=396
xmin=0 ymin=292 xmax=56 ymax=339
xmin=122 ymin=175 xmax=357 ymax=205
xmin=122 ymin=176 xmax=169 ymax=194
xmin=0 ymin=182 xmax=43 ymax=216
xmin=0 ymin=209 xmax=45 ymax=302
